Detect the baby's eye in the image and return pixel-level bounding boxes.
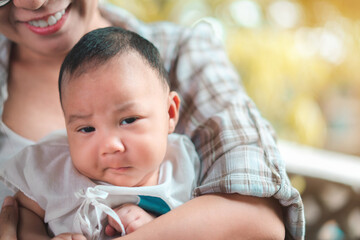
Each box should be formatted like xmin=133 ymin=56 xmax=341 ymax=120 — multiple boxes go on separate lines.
xmin=78 ymin=126 xmax=95 ymax=133
xmin=121 ymin=117 xmax=138 ymax=125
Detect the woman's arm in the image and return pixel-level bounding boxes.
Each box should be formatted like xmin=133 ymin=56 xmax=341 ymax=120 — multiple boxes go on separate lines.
xmin=2 ymin=193 xmax=85 ymax=240
xmin=14 ymin=192 xmax=50 ymax=240
xmin=119 ymin=193 xmax=285 ymax=240
xmin=17 ymin=206 xmax=85 ymax=240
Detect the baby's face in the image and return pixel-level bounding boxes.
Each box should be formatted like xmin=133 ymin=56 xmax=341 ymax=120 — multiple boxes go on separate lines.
xmin=61 ymin=52 xmax=178 ymax=187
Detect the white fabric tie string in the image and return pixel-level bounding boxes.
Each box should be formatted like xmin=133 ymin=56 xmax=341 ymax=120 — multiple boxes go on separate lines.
xmin=75 ymin=187 xmax=126 ymax=239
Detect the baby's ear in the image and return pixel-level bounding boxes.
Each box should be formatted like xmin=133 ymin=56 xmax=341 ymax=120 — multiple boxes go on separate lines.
xmin=167 ymin=91 xmax=180 ymax=134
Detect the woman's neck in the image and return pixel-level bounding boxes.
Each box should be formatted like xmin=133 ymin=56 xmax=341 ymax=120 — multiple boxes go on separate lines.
xmin=3 ymin=44 xmax=66 ymax=141
xmin=11 ymin=43 xmax=65 ymax=71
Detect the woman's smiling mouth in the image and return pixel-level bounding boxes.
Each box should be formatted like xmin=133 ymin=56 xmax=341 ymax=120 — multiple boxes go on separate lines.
xmin=28 ymin=9 xmax=66 ymax=28
xmin=24 ymin=5 xmax=71 ymax=35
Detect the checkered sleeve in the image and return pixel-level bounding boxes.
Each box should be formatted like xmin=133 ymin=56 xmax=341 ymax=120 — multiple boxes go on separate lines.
xmin=161 ymin=22 xmax=305 ymax=239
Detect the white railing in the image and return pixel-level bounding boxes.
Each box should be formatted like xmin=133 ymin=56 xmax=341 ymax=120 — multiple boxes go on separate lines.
xmin=279 ymin=140 xmax=360 ymax=190
xmin=279 ymin=140 xmax=360 ymax=239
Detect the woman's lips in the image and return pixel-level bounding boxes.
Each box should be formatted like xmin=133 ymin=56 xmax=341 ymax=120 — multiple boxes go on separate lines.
xmin=24 ymin=7 xmax=70 ymax=36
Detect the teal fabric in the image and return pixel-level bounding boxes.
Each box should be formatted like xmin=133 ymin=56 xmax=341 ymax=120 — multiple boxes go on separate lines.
xmin=138 ymin=195 xmax=171 ymax=216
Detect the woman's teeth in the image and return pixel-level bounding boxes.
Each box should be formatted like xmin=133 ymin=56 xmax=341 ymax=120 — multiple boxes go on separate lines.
xmin=28 ymin=9 xmax=66 ymax=28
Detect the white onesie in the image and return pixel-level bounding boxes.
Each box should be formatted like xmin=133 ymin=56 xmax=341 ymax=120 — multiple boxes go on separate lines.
xmin=0 ymin=132 xmax=200 ymax=240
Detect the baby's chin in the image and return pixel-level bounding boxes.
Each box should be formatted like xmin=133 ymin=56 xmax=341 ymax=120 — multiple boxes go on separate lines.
xmin=87 ymin=168 xmax=160 ymax=187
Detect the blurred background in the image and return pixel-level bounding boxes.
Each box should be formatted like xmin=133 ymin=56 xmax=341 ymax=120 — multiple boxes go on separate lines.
xmin=106 ymin=1 xmax=360 ymax=239
xmin=108 ymin=0 xmax=360 ymax=156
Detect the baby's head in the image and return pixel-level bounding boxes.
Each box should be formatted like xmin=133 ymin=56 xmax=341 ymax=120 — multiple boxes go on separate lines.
xmin=58 ymin=27 xmax=180 ymax=187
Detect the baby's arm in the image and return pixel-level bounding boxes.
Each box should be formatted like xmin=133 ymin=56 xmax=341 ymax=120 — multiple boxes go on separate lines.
xmin=15 ymin=192 xmax=86 ymax=240
xmin=105 ymin=203 xmax=156 ymax=236
xmin=14 ymin=191 xmax=49 ymax=240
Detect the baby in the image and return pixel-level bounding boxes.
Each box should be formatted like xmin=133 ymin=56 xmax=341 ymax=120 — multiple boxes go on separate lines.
xmin=0 ymin=27 xmax=199 ymax=239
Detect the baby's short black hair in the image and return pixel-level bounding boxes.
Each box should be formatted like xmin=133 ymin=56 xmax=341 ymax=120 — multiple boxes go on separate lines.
xmin=59 ymin=26 xmax=170 ymax=102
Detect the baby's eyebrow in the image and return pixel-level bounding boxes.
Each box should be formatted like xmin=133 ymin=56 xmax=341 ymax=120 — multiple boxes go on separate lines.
xmin=66 ymin=102 xmax=138 ymax=125
xmin=114 ymin=101 xmax=137 ymax=113
xmin=67 ymin=113 xmax=92 ymax=125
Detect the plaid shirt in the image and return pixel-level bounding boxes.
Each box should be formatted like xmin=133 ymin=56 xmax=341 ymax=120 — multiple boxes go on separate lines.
xmin=0 ymin=3 xmax=305 ymax=239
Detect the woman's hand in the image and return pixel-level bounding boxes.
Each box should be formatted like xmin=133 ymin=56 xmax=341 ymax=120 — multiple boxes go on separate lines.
xmin=0 ymin=196 xmax=18 ymax=240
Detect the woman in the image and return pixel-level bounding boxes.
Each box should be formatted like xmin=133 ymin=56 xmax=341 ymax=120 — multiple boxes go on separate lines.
xmin=0 ymin=0 xmax=304 ymax=239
